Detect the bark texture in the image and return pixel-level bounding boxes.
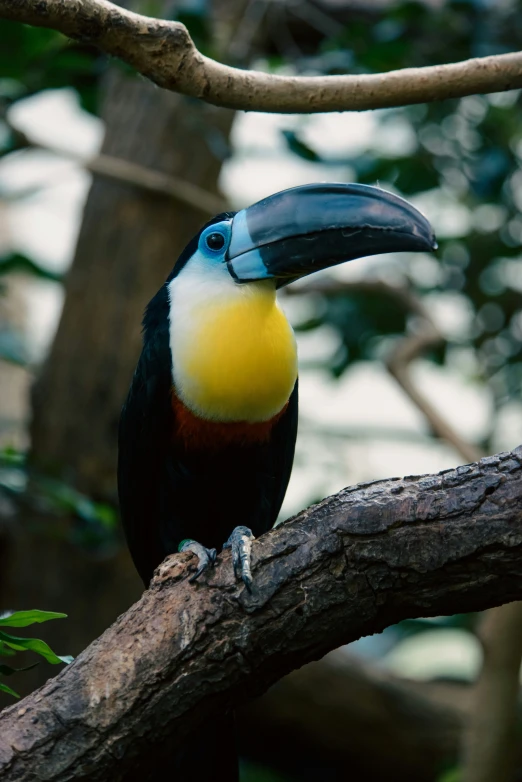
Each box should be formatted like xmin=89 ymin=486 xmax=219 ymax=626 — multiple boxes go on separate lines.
xmin=0 ymin=447 xmax=521 ymax=782
xmin=1 ymin=0 xmax=522 ymax=113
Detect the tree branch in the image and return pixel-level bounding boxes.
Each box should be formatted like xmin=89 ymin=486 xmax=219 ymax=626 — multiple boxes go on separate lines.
xmin=383 ymin=290 xmax=485 ymax=465
xmin=286 ymin=279 xmax=484 ymax=463
xmin=5 ymin=118 xmax=229 ymax=214
xmin=242 ymin=652 xmax=468 ymax=781
xmin=1 ymin=448 xmax=522 ymax=781
xmin=1 ymin=0 xmax=522 ymax=113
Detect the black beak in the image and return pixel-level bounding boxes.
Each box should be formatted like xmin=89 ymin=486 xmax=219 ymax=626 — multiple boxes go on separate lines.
xmin=226 ymin=183 xmax=437 ymax=286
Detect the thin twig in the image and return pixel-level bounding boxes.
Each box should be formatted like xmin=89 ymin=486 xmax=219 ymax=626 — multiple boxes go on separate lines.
xmin=87 ymin=154 xmax=228 ymax=214
xmin=5 ymin=122 xmax=228 ymax=214
xmin=287 ymin=278 xmax=484 ymax=464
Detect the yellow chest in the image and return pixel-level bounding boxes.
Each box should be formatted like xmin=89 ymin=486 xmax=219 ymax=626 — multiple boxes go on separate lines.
xmin=173 ymin=287 xmax=298 ymax=423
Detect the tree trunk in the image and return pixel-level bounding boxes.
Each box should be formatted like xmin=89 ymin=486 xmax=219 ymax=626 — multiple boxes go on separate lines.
xmin=4 ymin=62 xmax=233 ymax=695
xmin=30 ymin=68 xmax=233 ymax=500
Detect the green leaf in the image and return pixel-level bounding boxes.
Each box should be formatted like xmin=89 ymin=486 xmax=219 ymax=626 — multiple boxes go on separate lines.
xmin=281 ymin=130 xmax=322 ymax=162
xmin=437 ymin=768 xmax=461 ymax=782
xmin=0 ymin=446 xmax=25 ymax=466
xmin=0 ymin=610 xmax=67 ymax=628
xmin=0 ymin=681 xmax=19 ymax=698
xmin=0 ymin=631 xmax=71 ymax=664
xmin=0 ymin=253 xmax=62 ymax=283
xmin=0 ymin=662 xmax=38 ymax=676
xmin=0 ymin=641 xmax=17 ymax=657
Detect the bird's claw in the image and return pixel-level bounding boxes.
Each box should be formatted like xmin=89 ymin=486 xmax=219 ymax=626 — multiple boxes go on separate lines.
xmin=223 ymin=526 xmax=255 ymax=591
xmin=179 ymin=539 xmax=217 ymax=582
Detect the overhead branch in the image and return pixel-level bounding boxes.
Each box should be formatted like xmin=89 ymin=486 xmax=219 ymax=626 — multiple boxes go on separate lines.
xmin=1 ymin=448 xmax=522 ymax=781
xmin=1 ymin=0 xmax=522 ymax=113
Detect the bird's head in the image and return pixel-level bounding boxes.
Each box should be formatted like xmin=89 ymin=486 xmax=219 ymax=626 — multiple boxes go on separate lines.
xmin=163 ymin=183 xmax=436 ymax=424
xmin=169 ymin=182 xmax=437 ymax=287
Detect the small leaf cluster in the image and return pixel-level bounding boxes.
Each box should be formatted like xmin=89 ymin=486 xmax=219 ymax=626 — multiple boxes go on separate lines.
xmin=0 ymin=447 xmax=118 ymax=551
xmin=0 ymin=610 xmax=72 ymax=699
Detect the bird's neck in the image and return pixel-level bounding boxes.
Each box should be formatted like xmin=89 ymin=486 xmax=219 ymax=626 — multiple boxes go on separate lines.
xmin=168 ymin=266 xmax=297 ymax=423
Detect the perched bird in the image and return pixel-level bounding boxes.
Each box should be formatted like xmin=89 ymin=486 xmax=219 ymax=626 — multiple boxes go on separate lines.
xmin=118 ymin=182 xmax=436 ymax=779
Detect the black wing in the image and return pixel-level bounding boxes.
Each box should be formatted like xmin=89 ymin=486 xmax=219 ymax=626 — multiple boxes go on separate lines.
xmin=265 ymin=378 xmax=298 ymax=524
xmin=117 ymin=287 xmax=174 ymax=585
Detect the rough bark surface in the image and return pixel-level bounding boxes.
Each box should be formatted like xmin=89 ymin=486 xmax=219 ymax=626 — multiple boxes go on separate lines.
xmin=0 ymin=448 xmax=521 ymax=782
xmin=1 ymin=0 xmax=522 ymax=113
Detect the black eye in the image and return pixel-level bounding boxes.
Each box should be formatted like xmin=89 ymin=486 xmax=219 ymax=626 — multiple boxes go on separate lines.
xmin=206 ymin=232 xmax=225 ymax=251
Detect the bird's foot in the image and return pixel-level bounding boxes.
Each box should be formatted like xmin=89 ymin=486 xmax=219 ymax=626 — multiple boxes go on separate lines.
xmin=223 ymin=526 xmax=255 ymax=591
xmin=179 ymin=539 xmax=217 ymax=583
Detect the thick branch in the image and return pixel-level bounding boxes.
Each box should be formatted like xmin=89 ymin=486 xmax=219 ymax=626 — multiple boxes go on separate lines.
xmin=1 ymin=0 xmax=522 ymax=113
xmin=1 ymin=447 xmax=522 ymax=781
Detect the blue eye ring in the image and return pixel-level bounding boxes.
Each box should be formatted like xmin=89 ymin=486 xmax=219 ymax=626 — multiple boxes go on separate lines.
xmin=205 ymin=232 xmax=226 ymax=252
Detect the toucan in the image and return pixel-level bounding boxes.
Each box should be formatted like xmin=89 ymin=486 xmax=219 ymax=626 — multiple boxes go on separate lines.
xmin=117 ymin=182 xmax=436 ymax=780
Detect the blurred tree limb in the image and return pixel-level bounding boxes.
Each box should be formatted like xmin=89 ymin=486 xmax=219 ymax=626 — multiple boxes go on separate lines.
xmin=241 ymin=651 xmax=468 ymax=781
xmin=0 ymin=0 xmax=521 ymax=113
xmin=286 ymin=278 xmax=484 ymax=463
xmin=4 ymin=118 xmax=228 ymax=215
xmin=462 ymin=602 xmax=522 ymax=782
xmin=381 ymin=282 xmax=522 ymax=782
xmin=383 ymin=292 xmax=485 ymax=465
xmin=1 ymin=448 xmax=522 ymax=781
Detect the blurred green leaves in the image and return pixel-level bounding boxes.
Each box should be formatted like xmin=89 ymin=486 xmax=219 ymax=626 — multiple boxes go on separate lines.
xmin=240 ymin=762 xmax=292 ymax=782
xmin=0 ymin=253 xmax=62 ymax=283
xmin=0 ymin=447 xmax=118 ymax=551
xmin=0 ymin=21 xmax=102 ymax=114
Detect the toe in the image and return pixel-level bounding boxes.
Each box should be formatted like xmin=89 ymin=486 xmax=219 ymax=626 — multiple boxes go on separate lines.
xmin=180 ymin=540 xmax=217 ymax=583
xmin=224 ymin=526 xmax=255 ymax=589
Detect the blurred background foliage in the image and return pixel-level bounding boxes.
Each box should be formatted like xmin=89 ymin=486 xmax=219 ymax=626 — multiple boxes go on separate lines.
xmin=0 ymin=0 xmax=521 ymax=780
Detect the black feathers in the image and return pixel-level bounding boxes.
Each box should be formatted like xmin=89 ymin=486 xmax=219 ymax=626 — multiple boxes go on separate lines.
xmin=118 ymin=278 xmax=298 ymax=587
